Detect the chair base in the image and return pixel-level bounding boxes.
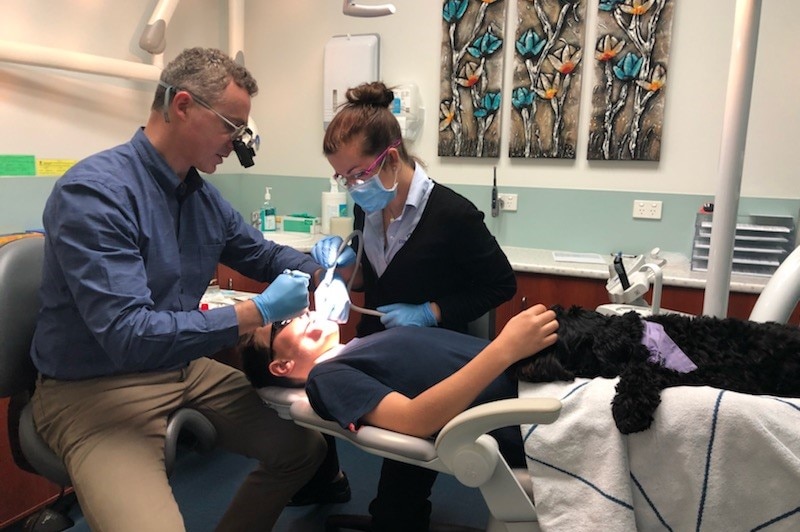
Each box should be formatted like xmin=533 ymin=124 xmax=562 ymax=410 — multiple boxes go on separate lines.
xmin=23 ymin=508 xmax=74 ymax=532
xmin=325 ymin=514 xmax=482 ymax=532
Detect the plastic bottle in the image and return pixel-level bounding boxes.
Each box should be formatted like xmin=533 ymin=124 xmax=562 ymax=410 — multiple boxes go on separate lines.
xmin=321 ymin=179 xmax=347 ymax=234
xmin=260 ymin=186 xmax=276 ymax=232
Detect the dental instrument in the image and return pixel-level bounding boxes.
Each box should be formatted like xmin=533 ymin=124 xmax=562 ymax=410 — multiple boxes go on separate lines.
xmin=612 ymin=252 xmax=631 ymax=290
xmin=491 ymin=167 xmax=499 ymax=218
xmin=314 ymin=230 xmax=385 ymax=323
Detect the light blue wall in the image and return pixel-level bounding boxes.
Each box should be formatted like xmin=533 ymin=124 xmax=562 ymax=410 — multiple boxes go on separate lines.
xmin=185 ymin=174 xmax=800 ymax=257
xmin=5 ymin=175 xmax=797 ymax=257
xmin=0 ymin=177 xmax=57 ymax=234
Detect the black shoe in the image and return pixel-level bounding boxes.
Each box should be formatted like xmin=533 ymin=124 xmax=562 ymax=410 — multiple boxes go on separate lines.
xmin=288 ymin=471 xmax=352 ymax=506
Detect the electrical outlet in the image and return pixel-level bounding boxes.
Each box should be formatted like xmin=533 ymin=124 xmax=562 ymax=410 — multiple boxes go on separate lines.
xmin=498 ymin=193 xmax=518 ymax=211
xmin=632 ymin=199 xmax=662 ymax=220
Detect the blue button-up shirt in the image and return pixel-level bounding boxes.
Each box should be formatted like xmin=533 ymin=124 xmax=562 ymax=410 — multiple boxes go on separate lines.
xmin=32 ymin=129 xmax=318 ymax=380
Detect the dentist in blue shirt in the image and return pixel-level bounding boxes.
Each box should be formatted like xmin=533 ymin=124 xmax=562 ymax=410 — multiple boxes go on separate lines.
xmin=29 ymin=47 xmax=326 ymax=532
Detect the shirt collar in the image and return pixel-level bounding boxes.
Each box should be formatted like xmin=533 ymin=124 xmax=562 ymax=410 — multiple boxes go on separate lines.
xmin=405 ymin=163 xmax=432 ymax=211
xmin=131 ymin=128 xmax=204 ymax=201
xmin=364 ymin=162 xmax=431 ymax=223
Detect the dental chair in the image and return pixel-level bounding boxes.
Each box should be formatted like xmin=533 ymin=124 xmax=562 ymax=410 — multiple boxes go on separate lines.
xmin=259 ymin=387 xmax=559 ymax=532
xmin=0 ymin=236 xmax=218 ymax=531
xmin=258 ymin=310 xmax=562 ymax=532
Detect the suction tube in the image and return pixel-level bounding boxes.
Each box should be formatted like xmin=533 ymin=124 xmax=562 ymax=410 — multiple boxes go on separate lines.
xmin=335 ymin=230 xmax=385 ymax=317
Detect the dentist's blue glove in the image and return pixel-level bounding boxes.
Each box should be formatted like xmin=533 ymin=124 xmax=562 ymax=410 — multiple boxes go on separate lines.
xmin=377 ymin=302 xmax=437 ymax=328
xmin=311 ymin=236 xmax=356 ymax=269
xmin=252 ymin=270 xmax=310 ymax=324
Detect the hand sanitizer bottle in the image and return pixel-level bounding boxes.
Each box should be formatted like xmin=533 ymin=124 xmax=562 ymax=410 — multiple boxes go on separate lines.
xmin=260 ymin=186 xmax=276 ymax=232
xmin=321 ymin=179 xmax=347 ymax=234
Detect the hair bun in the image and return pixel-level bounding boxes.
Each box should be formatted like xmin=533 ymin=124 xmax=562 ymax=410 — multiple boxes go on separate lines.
xmin=346 ymin=81 xmax=394 ymax=109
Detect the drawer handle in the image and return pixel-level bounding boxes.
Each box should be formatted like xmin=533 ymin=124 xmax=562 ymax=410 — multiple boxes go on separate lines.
xmin=521 ymin=296 xmax=528 ymax=310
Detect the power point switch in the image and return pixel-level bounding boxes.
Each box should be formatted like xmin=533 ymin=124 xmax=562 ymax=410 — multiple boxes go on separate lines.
xmin=498 ymin=193 xmax=518 ymax=212
xmin=632 ymin=199 xmax=662 ymax=220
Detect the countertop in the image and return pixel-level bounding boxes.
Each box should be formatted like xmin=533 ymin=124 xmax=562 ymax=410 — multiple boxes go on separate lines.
xmin=262 ymin=231 xmax=323 ymax=253
xmin=502 ymin=246 xmax=770 ymax=294
xmin=263 ymin=231 xmax=771 ymax=295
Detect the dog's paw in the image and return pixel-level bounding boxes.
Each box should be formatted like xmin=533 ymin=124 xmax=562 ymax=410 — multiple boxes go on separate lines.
xmin=612 ymin=401 xmax=654 ymax=434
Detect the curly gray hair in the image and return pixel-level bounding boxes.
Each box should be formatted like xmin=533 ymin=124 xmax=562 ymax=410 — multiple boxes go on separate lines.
xmin=152 ymin=47 xmax=258 ymax=111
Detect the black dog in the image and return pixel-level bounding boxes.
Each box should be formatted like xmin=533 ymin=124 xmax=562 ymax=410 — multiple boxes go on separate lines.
xmin=513 ymin=305 xmax=800 ymax=434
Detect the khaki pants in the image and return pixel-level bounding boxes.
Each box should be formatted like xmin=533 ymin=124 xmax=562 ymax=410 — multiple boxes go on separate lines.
xmin=32 ymin=357 xmax=326 ymax=532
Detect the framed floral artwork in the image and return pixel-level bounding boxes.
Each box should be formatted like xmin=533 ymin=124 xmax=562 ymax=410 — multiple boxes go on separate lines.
xmin=508 ymin=0 xmax=588 ymax=159
xmin=439 ymin=0 xmax=508 ymax=158
xmin=587 ymin=0 xmax=676 ymax=161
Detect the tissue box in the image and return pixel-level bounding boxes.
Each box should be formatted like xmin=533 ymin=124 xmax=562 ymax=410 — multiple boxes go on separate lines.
xmin=282 ymin=215 xmax=320 ymax=234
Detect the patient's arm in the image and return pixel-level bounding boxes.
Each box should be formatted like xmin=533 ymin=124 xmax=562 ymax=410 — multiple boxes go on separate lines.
xmin=362 ymin=304 xmax=558 ymax=437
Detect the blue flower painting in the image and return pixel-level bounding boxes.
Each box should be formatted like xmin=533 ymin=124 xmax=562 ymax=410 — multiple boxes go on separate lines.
xmin=508 ymin=0 xmax=588 ymax=159
xmin=587 ymin=0 xmax=675 ymax=161
xmin=439 ymin=0 xmax=508 ymax=158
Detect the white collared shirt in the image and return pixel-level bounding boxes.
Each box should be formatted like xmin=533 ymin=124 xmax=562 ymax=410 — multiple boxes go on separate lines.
xmin=363 ymin=163 xmax=433 ymax=277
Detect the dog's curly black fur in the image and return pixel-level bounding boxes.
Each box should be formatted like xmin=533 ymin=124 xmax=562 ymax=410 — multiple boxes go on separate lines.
xmin=512 ymin=305 xmax=800 ymax=434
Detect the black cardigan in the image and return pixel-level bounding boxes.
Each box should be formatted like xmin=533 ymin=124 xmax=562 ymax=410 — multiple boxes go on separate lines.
xmin=354 ymin=182 xmax=516 ymax=337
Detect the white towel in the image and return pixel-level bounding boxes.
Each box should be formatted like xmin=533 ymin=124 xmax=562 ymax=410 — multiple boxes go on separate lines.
xmin=519 ymin=378 xmax=800 ymax=531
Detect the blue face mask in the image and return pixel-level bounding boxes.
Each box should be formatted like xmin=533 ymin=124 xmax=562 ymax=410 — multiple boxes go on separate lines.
xmin=347 ymin=175 xmax=397 ymax=213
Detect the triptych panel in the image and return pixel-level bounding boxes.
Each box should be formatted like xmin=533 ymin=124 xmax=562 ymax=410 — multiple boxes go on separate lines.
xmin=438 ymin=0 xmax=675 ymax=162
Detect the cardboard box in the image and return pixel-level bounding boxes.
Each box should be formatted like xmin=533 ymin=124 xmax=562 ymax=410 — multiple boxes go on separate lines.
xmin=282 ymin=216 xmax=320 ymax=234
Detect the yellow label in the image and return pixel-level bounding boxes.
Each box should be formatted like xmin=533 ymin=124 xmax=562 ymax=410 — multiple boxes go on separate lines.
xmin=37 ymin=159 xmax=78 ymax=176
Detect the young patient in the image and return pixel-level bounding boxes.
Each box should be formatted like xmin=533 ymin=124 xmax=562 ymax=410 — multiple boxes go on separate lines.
xmin=239 ymin=304 xmax=558 ymax=465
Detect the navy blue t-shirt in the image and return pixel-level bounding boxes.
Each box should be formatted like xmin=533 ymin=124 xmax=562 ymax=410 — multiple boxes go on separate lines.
xmin=306 ymin=327 xmax=524 ymax=465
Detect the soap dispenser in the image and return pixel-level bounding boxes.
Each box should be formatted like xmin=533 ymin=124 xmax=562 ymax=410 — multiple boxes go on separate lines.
xmin=260 ymin=186 xmax=276 ymax=232
xmin=321 ymin=179 xmax=347 ymax=234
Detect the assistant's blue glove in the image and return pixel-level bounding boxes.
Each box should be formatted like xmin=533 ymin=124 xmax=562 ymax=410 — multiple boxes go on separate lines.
xmin=377 ymin=302 xmax=437 ymax=328
xmin=252 ymin=270 xmax=310 ymax=324
xmin=311 ymin=236 xmax=356 ymax=269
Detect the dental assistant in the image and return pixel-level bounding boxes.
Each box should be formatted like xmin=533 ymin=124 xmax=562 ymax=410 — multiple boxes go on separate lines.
xmin=310 ymin=81 xmax=517 ymax=531
xmin=315 ymin=81 xmax=516 ymax=336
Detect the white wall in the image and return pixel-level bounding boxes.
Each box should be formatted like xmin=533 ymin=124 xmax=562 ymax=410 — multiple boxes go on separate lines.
xmin=2 ymin=0 xmax=798 ymax=198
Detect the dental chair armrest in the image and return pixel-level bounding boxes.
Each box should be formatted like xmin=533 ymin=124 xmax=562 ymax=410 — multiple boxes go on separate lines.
xmin=434 ymin=398 xmax=561 ymax=525
xmin=435 ymin=398 xmax=561 ymax=487
xmin=164 ymin=408 xmax=217 ymax=477
xmin=436 ymin=397 xmax=561 ymax=455
xmin=289 ymin=399 xmax=449 ymax=472
xmin=258 ymin=386 xmax=307 ymax=420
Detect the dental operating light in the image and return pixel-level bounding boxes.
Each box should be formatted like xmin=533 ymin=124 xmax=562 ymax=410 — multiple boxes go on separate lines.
xmin=342 ymin=0 xmax=396 ymax=17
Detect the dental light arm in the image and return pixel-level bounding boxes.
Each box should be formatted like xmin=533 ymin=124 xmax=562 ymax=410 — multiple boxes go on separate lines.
xmin=342 ymin=0 xmax=396 ymax=17
xmin=139 ymin=0 xmax=180 ymax=54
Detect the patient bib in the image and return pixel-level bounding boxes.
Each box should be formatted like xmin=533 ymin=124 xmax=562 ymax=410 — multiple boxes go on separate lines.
xmin=640 ymin=321 xmax=697 ymax=373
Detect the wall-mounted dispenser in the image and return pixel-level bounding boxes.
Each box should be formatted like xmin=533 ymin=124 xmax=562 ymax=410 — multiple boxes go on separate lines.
xmin=323 ymin=34 xmax=380 ymax=130
xmin=391 ymin=83 xmax=424 ymax=142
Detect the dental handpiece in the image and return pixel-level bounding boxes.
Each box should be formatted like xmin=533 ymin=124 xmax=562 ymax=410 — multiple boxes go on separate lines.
xmin=614 ymin=252 xmax=631 ymax=290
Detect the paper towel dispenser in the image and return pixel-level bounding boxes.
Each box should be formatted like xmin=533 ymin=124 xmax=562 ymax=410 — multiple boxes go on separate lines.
xmin=323 ymin=34 xmax=380 ymax=130
xmin=391 ymin=83 xmax=423 ymax=142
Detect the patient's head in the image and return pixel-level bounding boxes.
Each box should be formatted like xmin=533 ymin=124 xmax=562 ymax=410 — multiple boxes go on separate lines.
xmin=239 ymin=312 xmax=341 ymax=387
